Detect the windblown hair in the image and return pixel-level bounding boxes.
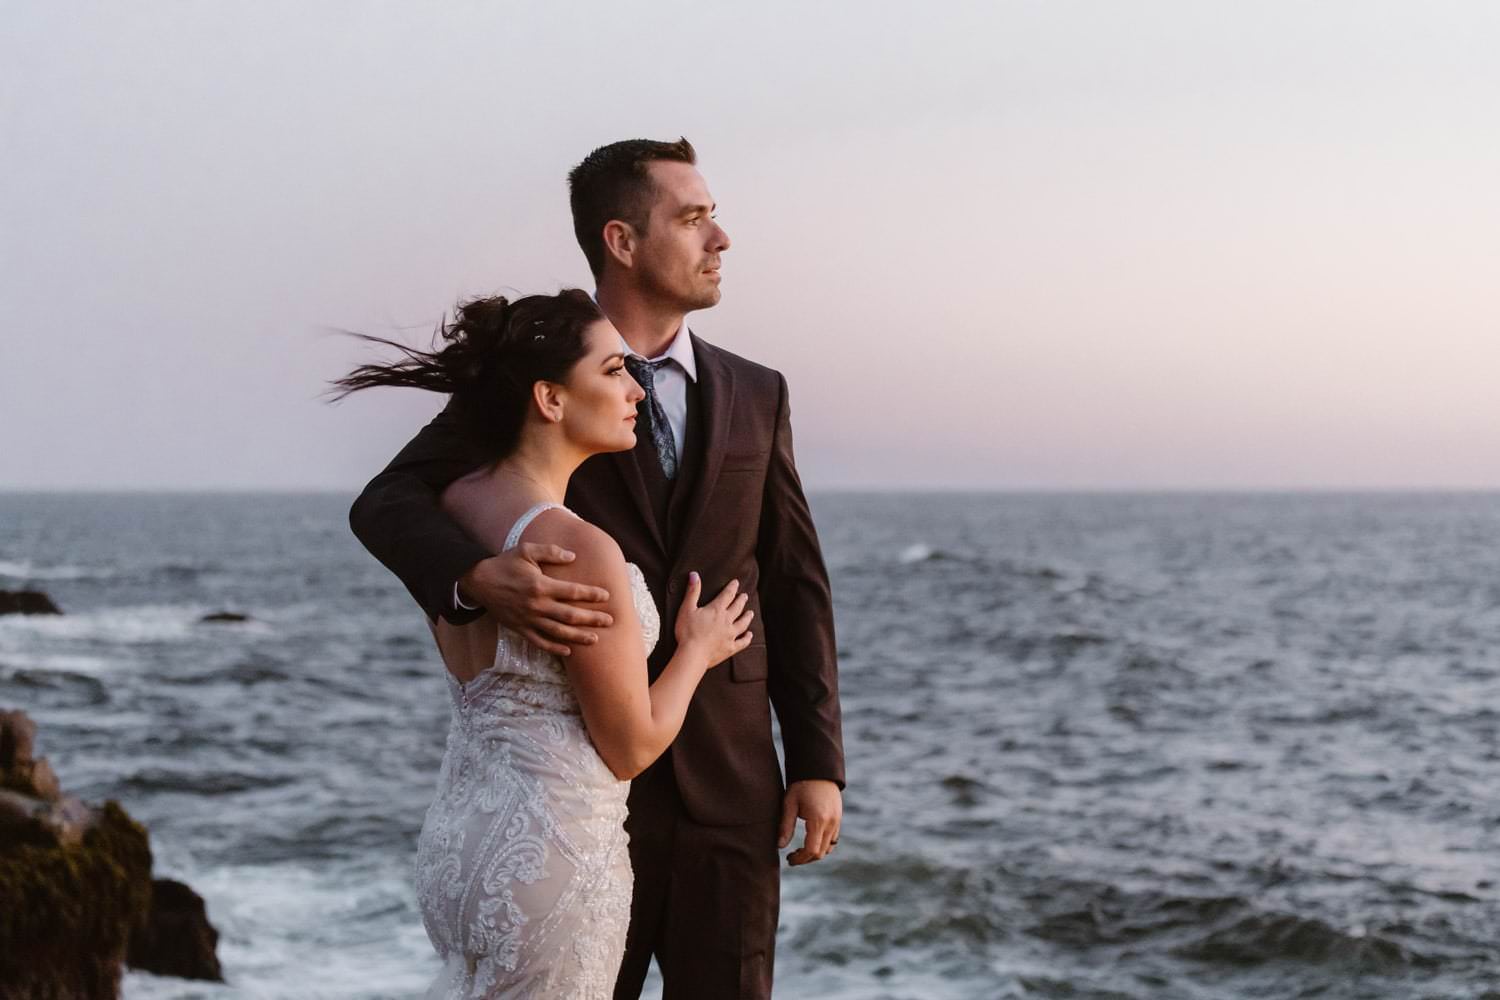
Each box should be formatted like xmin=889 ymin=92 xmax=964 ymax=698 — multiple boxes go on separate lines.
xmin=330 ymin=288 xmax=602 ymax=458
xmin=568 ymin=137 xmax=697 ymax=278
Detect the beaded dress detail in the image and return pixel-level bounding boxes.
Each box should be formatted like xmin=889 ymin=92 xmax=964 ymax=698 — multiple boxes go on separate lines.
xmin=414 ymin=502 xmax=659 ymax=999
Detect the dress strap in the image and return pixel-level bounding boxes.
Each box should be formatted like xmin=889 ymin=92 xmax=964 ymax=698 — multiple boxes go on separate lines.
xmin=503 ymin=502 xmax=572 ymax=552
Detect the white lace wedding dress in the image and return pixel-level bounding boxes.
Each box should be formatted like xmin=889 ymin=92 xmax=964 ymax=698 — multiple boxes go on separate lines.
xmin=414 ymin=502 xmax=659 ymax=999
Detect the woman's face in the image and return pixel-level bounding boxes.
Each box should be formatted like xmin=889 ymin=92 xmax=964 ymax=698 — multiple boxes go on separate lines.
xmin=557 ymin=319 xmax=645 ymax=454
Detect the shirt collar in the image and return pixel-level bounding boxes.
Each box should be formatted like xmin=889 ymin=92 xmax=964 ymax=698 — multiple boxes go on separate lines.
xmin=650 ymin=322 xmax=698 ymax=382
xmin=597 ymin=292 xmax=698 ymax=382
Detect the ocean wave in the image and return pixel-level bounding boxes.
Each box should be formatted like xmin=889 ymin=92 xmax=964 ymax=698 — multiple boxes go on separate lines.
xmin=122 ymin=860 xmax=436 ymax=1000
xmin=1030 ymin=885 xmax=1246 ymax=947
xmin=0 ymin=604 xmax=270 ymax=644
xmin=0 ymin=665 xmax=110 ymax=704
xmin=994 ymin=628 xmax=1114 ymax=663
xmin=1029 ymin=882 xmax=1440 ymax=973
xmin=0 ymin=558 xmax=114 ymax=581
xmin=1012 ymin=974 xmax=1145 ymax=1000
xmin=1172 ymin=911 xmax=1437 ymax=970
xmin=151 ymin=659 xmax=293 ymax=687
xmin=781 ymin=876 xmax=1009 ymax=972
xmin=122 ymin=768 xmax=297 ymax=797
xmin=0 ymin=652 xmax=118 ymax=677
xmin=152 ymin=562 xmax=216 ymax=581
xmin=0 ymin=557 xmax=231 ymax=587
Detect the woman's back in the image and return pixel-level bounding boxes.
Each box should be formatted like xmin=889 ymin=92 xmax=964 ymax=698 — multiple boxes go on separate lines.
xmin=428 ymin=475 xmax=567 ymax=687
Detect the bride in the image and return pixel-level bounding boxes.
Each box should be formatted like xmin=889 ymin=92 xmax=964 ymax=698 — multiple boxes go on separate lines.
xmin=333 ymin=289 xmax=752 ymax=998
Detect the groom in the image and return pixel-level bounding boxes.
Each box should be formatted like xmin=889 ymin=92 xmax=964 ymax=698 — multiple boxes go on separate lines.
xmin=350 ymin=137 xmax=844 ymax=999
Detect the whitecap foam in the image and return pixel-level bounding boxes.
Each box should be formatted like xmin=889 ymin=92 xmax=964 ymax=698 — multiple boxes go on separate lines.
xmin=898 ymin=543 xmax=936 ymax=564
xmin=0 ymin=604 xmax=268 ymax=645
xmin=0 ymin=652 xmax=117 ymax=677
xmin=0 ymin=558 xmax=114 ymax=581
xmin=123 ymin=860 xmax=437 ymax=1000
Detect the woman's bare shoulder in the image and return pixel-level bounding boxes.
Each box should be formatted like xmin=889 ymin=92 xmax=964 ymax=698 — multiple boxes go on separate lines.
xmin=527 ymin=510 xmax=626 ymax=570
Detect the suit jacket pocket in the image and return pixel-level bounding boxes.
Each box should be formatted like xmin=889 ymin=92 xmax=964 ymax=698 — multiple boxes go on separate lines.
xmin=729 ymin=644 xmax=768 ymax=683
xmin=719 ymin=448 xmax=769 ymax=473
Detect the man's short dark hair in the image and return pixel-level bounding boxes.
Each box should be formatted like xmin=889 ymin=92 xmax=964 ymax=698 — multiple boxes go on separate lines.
xmin=568 ymin=137 xmax=697 ymax=278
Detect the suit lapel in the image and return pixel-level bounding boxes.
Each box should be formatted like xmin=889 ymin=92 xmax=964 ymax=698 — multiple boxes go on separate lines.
xmin=675 ymin=334 xmax=735 ymax=569
xmin=608 ymin=448 xmax=667 ymax=555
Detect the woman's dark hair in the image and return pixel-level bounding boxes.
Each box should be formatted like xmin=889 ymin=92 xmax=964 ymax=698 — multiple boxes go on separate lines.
xmin=330 ymin=288 xmax=603 ymax=458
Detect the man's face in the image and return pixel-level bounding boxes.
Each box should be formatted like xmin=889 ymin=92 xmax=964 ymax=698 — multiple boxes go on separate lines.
xmin=632 ymin=161 xmax=731 ymax=311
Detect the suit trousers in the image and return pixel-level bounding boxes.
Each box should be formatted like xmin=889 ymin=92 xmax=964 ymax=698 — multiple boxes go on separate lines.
xmin=613 ymin=755 xmax=781 ymax=1000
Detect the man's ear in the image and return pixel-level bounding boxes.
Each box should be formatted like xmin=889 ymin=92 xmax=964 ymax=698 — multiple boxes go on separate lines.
xmin=532 ymin=380 xmax=565 ymax=423
xmin=602 ymin=220 xmax=635 ymax=269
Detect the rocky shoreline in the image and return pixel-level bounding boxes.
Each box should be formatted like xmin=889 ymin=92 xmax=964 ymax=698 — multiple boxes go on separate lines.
xmin=0 ymin=708 xmax=223 ymax=999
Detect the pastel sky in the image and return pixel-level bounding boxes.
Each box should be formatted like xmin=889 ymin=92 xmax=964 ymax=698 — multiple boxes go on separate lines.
xmin=4 ymin=1 xmax=1496 ymax=490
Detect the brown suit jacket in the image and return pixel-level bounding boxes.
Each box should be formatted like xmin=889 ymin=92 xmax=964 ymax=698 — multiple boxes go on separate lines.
xmin=349 ymin=334 xmax=844 ymax=826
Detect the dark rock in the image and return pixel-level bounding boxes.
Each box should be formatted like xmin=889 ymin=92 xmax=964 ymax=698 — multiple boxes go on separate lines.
xmin=2 ymin=758 xmax=62 ymax=803
xmin=0 ymin=800 xmax=152 ymax=999
xmin=199 ymin=611 xmax=250 ymax=623
xmin=127 ymin=878 xmax=224 ymax=982
xmin=0 ymin=789 xmax=94 ymax=848
xmin=25 ymin=758 xmax=61 ymax=802
xmin=0 ymin=709 xmax=223 ymax=996
xmin=0 ymin=711 xmax=37 ymax=769
xmin=0 ymin=789 xmax=49 ymax=842
xmin=0 ymin=590 xmax=62 ymax=616
xmin=2 ymin=711 xmax=64 ymax=802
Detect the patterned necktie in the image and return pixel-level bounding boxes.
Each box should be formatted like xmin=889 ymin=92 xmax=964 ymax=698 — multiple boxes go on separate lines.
xmin=624 ymin=356 xmax=678 ymax=480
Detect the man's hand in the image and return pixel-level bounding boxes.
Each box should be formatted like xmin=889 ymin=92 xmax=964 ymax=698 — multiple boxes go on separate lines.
xmin=458 ymin=543 xmax=612 ymax=656
xmin=778 ymin=779 xmax=843 ymax=866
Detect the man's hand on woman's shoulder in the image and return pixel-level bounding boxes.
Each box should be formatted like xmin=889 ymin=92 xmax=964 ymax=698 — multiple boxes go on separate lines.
xmin=458 ymin=542 xmax=614 ymax=657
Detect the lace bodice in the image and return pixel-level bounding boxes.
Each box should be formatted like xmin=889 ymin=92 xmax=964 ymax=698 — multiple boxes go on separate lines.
xmin=414 ymin=501 xmax=656 ymax=999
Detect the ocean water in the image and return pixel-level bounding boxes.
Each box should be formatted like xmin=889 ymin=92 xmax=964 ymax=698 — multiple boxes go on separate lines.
xmin=2 ymin=492 xmax=1499 ymax=1000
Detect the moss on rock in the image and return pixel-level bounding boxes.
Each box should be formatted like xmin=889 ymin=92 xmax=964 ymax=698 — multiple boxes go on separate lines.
xmin=0 ymin=800 xmax=153 ymax=1000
